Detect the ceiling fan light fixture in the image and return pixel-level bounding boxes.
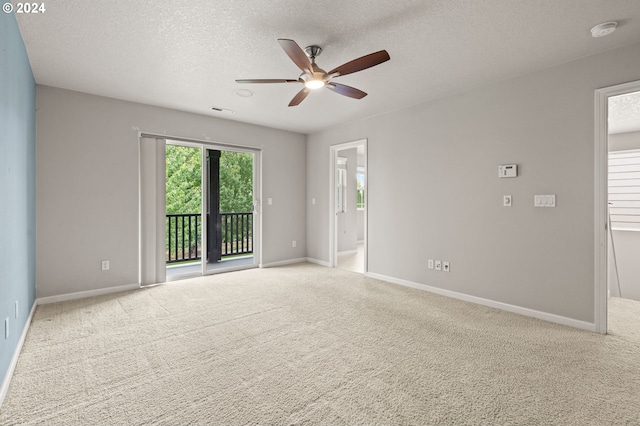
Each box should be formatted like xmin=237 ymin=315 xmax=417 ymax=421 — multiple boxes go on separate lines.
xmin=236 ymin=39 xmax=390 ymax=106
xmin=304 ymin=79 xmax=325 ymax=90
xmin=301 ymin=71 xmax=326 ymax=89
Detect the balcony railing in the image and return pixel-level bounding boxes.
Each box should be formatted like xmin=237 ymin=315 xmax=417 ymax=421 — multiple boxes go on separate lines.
xmin=166 ymin=212 xmax=253 ymax=264
xmin=166 ymin=214 xmax=201 ymax=264
xmin=221 ymin=212 xmax=253 ymax=257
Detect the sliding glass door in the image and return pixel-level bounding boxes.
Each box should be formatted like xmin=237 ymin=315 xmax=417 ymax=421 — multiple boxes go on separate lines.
xmin=165 ymin=141 xmax=259 ymax=279
xmin=204 ymin=149 xmax=256 ymax=273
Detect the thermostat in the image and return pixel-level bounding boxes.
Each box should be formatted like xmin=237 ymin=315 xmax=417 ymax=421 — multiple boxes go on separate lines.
xmin=498 ymin=164 xmax=517 ymax=178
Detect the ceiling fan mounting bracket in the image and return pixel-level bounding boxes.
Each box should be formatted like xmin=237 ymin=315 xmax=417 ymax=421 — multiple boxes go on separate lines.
xmin=304 ymin=45 xmax=322 ymax=60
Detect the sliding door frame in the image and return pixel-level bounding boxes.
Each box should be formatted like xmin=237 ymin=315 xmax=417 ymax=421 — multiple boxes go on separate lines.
xmin=142 ymin=133 xmax=262 ymax=279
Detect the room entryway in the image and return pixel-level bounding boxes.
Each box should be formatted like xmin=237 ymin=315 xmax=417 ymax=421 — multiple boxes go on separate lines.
xmin=594 ymin=79 xmax=640 ymax=334
xmin=330 ymin=140 xmax=367 ymax=274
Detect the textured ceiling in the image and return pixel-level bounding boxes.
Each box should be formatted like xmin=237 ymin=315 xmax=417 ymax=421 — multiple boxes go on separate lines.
xmin=609 ymin=91 xmax=640 ymax=134
xmin=14 ymin=0 xmax=640 ymax=134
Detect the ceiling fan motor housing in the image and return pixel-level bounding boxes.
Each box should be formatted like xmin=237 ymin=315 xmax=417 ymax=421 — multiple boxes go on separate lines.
xmin=301 ymin=46 xmax=328 ymax=88
xmin=301 ymin=63 xmax=328 ymax=86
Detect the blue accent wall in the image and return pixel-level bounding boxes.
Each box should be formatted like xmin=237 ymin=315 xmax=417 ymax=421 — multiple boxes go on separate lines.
xmin=0 ymin=12 xmax=36 ymax=389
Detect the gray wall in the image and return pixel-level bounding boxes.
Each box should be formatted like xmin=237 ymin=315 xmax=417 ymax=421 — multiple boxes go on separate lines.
xmin=307 ymin=41 xmax=640 ymax=324
xmin=608 ymin=131 xmax=640 ymax=301
xmin=0 ymin=13 xmax=36 ymax=388
xmin=36 ymin=86 xmax=306 ymax=298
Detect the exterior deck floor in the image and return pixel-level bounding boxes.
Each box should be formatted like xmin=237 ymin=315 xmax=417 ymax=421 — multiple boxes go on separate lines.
xmin=167 ymin=256 xmax=255 ymax=278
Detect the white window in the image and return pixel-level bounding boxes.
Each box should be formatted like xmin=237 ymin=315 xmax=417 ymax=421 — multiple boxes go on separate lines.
xmin=609 ymin=149 xmax=640 ymax=231
xmin=356 ymin=167 xmax=365 ymax=209
xmin=336 ymin=157 xmax=347 ymax=213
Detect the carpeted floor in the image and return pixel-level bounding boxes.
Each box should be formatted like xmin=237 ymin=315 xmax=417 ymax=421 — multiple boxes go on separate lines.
xmin=1 ymin=263 xmax=639 ymax=425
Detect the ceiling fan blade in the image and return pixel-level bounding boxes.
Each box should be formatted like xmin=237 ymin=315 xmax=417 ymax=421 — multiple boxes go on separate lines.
xmin=236 ymin=79 xmax=299 ymax=84
xmin=289 ymin=88 xmax=310 ymax=107
xmin=278 ymin=39 xmax=313 ymax=75
xmin=326 ymin=83 xmax=368 ymax=99
xmin=328 ymin=50 xmax=390 ymax=77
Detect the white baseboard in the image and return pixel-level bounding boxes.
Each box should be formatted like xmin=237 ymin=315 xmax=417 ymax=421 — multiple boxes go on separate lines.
xmin=365 ymin=272 xmax=596 ymax=332
xmin=0 ymin=299 xmax=37 ymax=409
xmin=37 ymin=283 xmax=140 ymax=305
xmin=260 ymin=258 xmax=307 ymax=268
xmin=306 ymin=257 xmax=331 ymax=267
xmin=338 ymin=249 xmax=358 ymax=256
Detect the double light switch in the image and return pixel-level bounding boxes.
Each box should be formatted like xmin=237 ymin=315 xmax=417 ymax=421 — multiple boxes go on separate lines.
xmin=534 ymin=195 xmax=556 ymax=207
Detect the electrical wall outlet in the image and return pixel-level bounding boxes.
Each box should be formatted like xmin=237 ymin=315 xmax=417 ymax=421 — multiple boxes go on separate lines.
xmin=503 ymin=195 xmax=512 ymax=207
xmin=435 ymin=260 xmax=442 ymax=271
xmin=292 ymin=240 xmax=297 ymax=248
xmin=428 ymin=259 xmax=434 ymax=269
xmin=443 ymin=261 xmax=450 ymax=272
xmin=101 ymin=260 xmax=109 ymax=271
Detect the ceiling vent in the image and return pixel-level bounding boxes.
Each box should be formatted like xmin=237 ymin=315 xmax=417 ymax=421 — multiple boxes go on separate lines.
xmin=211 ymin=107 xmax=235 ymax=114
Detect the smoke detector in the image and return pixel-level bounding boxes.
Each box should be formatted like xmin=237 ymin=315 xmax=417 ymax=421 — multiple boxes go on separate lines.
xmin=591 ymin=22 xmax=617 ymax=38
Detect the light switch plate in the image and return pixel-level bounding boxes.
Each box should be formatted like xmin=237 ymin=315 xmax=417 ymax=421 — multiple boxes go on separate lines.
xmin=534 ymin=195 xmax=556 ymax=207
xmin=428 ymin=259 xmax=434 ymax=269
xmin=503 ymin=195 xmax=512 ymax=207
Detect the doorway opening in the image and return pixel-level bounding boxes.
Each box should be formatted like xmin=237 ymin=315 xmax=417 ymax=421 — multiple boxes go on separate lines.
xmin=329 ymin=139 xmax=367 ymax=273
xmin=595 ymin=80 xmax=640 ymax=334
xmin=165 ymin=140 xmax=259 ymax=279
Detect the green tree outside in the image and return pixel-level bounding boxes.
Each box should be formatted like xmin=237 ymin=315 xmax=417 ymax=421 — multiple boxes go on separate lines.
xmin=165 ymin=146 xmax=253 ymax=214
xmin=166 ymin=145 xmax=202 ymax=214
xmin=165 ymin=145 xmax=253 ymax=262
xmin=219 ymin=151 xmax=253 ymax=213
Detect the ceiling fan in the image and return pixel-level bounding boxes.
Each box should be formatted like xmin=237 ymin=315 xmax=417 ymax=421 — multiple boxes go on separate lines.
xmin=236 ymin=39 xmax=390 ymax=107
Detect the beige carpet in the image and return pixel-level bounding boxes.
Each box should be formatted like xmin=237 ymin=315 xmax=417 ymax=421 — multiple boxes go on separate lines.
xmin=1 ymin=263 xmax=639 ymax=425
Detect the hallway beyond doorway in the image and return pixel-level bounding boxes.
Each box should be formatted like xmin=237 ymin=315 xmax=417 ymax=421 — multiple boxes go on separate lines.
xmin=337 ymin=243 xmax=364 ymax=274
